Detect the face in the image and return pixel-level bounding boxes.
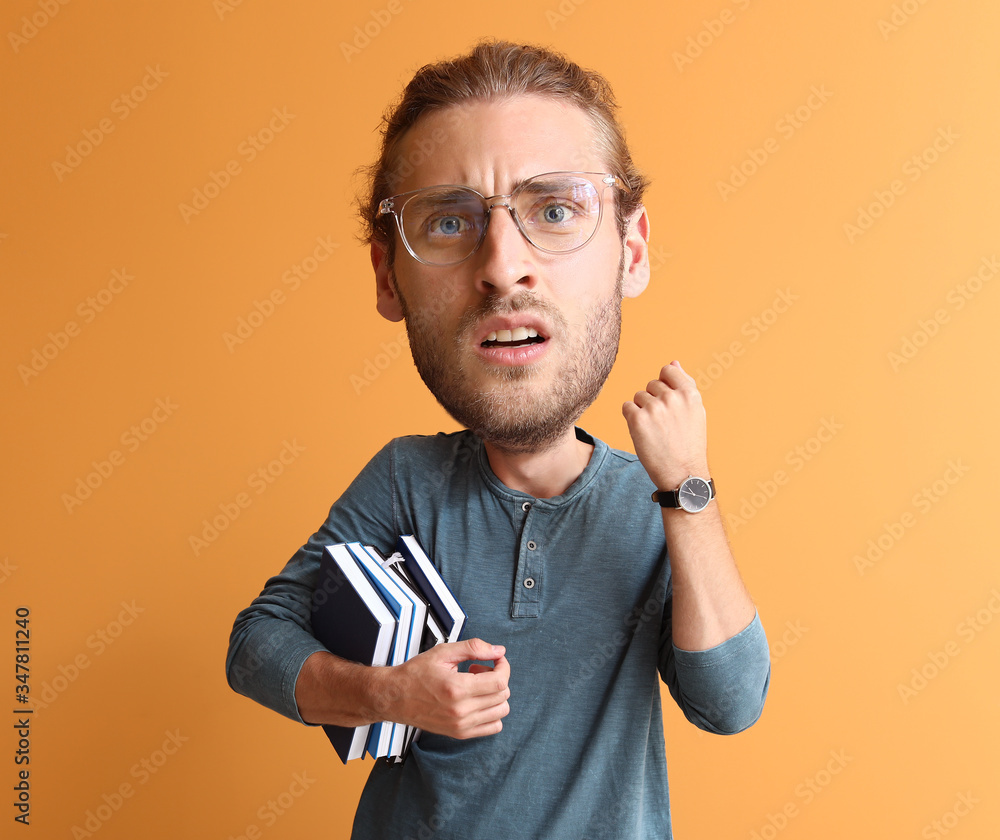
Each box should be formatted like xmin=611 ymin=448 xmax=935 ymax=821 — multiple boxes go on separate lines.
xmin=372 ymin=95 xmax=650 ymax=454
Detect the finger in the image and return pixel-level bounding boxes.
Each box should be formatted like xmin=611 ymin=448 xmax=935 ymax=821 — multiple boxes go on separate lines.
xmin=659 ymin=360 xmax=696 ymax=389
xmin=466 ymin=655 xmax=509 ymax=697
xmin=631 ymin=389 xmax=657 ymax=408
xmin=490 ymin=654 xmax=510 ymax=684
xmin=644 ymin=379 xmax=671 ymax=398
xmin=459 ymin=695 xmax=511 ymax=733
xmin=454 ymin=704 xmax=509 ymax=739
xmin=437 ymin=638 xmax=505 ymax=666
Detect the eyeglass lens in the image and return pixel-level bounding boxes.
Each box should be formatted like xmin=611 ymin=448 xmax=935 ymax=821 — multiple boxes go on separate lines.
xmin=399 ymin=175 xmax=604 ymax=265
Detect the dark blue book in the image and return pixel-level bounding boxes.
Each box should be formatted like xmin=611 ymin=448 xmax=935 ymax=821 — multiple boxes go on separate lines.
xmin=313 ymin=543 xmax=396 ymax=763
xmin=395 ymin=534 xmax=466 ymax=643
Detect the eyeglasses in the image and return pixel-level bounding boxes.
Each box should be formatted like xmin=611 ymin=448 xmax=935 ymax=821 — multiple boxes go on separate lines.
xmin=377 ymin=171 xmax=630 ymax=266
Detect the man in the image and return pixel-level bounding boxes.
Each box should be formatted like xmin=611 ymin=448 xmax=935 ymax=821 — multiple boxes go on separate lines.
xmin=227 ymin=40 xmax=769 ymax=839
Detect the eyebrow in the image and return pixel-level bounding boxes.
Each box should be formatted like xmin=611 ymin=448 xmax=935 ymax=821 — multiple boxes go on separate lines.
xmin=514 ymin=176 xmax=580 ymax=195
xmin=409 ymin=188 xmax=481 ymax=205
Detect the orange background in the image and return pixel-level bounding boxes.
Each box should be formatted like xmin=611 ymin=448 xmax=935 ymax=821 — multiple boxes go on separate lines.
xmin=3 ymin=1 xmax=999 ymax=838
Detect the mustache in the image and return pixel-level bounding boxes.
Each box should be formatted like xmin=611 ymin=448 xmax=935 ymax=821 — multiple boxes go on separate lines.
xmin=457 ymin=292 xmax=567 ymax=336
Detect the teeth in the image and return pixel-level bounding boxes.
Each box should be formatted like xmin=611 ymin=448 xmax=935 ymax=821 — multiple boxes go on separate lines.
xmin=484 ymin=327 xmax=539 ymax=343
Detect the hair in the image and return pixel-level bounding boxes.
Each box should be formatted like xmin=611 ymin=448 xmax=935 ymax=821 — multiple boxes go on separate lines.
xmin=358 ymin=39 xmax=650 ymax=263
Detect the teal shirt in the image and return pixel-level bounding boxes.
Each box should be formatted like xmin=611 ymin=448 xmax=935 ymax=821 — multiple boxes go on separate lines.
xmin=227 ymin=429 xmax=770 ymax=839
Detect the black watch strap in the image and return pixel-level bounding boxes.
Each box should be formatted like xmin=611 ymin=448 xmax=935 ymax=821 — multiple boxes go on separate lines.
xmin=651 ymin=478 xmax=716 ymax=508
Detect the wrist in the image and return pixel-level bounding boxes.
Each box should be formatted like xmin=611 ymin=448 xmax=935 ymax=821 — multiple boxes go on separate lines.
xmin=652 ymin=474 xmax=716 ymax=513
xmin=652 ymin=465 xmax=710 ymax=491
xmin=362 ymin=664 xmax=397 ymax=722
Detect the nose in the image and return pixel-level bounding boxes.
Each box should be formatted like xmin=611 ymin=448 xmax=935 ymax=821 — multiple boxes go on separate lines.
xmin=472 ymin=203 xmax=539 ymax=297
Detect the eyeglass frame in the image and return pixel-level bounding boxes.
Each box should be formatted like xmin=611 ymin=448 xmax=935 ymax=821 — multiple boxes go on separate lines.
xmin=376 ymin=171 xmax=632 ymax=267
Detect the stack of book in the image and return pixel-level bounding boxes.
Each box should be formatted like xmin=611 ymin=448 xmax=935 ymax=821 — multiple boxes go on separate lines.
xmin=312 ymin=534 xmax=466 ymax=764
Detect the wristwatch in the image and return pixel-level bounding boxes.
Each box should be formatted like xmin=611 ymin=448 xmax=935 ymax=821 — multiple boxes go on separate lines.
xmin=651 ymin=476 xmax=716 ymax=513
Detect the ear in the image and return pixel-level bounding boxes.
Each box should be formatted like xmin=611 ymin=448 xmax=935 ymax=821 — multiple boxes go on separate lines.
xmin=621 ymin=206 xmax=650 ymax=299
xmin=371 ymin=240 xmax=404 ymax=322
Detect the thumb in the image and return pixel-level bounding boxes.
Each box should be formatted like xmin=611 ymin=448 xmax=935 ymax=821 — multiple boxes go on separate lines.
xmin=444 ymin=637 xmax=505 ymax=664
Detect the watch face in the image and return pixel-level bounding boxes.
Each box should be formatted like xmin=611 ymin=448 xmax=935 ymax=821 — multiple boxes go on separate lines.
xmin=678 ymin=477 xmax=712 ymax=512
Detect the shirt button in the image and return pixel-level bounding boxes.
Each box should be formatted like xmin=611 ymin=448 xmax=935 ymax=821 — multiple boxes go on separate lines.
xmin=527 ymin=540 xmax=537 ymax=551
xmin=523 ymin=577 xmax=535 ymax=589
xmin=521 ymin=501 xmax=531 ymax=512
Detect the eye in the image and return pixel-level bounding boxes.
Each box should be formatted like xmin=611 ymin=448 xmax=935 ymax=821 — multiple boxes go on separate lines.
xmin=541 ymin=204 xmax=569 ymax=224
xmin=527 ymin=198 xmax=579 ymax=227
xmin=431 ymin=216 xmax=467 ymax=236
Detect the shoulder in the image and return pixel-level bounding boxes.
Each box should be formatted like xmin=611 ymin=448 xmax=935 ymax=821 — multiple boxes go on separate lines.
xmin=377 ymin=431 xmax=483 ymax=493
xmin=384 ymin=430 xmax=480 ymax=467
xmin=585 ymin=431 xmax=650 ymax=484
xmin=572 ymin=429 xmax=658 ymax=514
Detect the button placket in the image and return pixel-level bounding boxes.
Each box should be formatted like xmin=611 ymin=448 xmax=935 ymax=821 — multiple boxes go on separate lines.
xmin=511 ymin=500 xmax=543 ymax=617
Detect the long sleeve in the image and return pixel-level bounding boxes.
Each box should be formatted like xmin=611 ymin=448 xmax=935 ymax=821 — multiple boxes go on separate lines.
xmin=659 ymin=607 xmax=771 ymax=734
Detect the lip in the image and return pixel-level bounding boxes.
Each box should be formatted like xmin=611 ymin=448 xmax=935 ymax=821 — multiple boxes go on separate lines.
xmin=472 ymin=315 xmax=551 ymax=367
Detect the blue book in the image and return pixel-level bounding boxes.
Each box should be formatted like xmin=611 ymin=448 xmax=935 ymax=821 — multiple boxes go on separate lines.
xmin=346 ymin=542 xmax=411 ymax=759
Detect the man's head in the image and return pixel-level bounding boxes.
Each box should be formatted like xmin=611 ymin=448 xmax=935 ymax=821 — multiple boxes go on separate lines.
xmin=361 ymin=42 xmax=651 ymax=454
xmin=360 ymin=40 xmax=649 ymax=266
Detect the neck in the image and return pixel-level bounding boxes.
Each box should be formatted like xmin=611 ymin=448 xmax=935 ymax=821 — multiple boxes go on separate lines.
xmin=482 ymin=427 xmax=594 ymax=499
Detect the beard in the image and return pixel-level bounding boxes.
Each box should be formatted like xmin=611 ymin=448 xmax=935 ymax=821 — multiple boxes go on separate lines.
xmin=395 ymin=256 xmax=625 ymax=455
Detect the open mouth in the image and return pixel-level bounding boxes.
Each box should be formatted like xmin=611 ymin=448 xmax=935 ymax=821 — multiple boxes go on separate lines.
xmin=481 ymin=327 xmax=546 ymax=349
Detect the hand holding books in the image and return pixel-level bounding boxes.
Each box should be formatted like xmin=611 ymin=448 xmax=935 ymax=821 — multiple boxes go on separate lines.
xmin=369 ymin=637 xmax=509 ymax=743
xmin=312 ymin=535 xmax=508 ymax=763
